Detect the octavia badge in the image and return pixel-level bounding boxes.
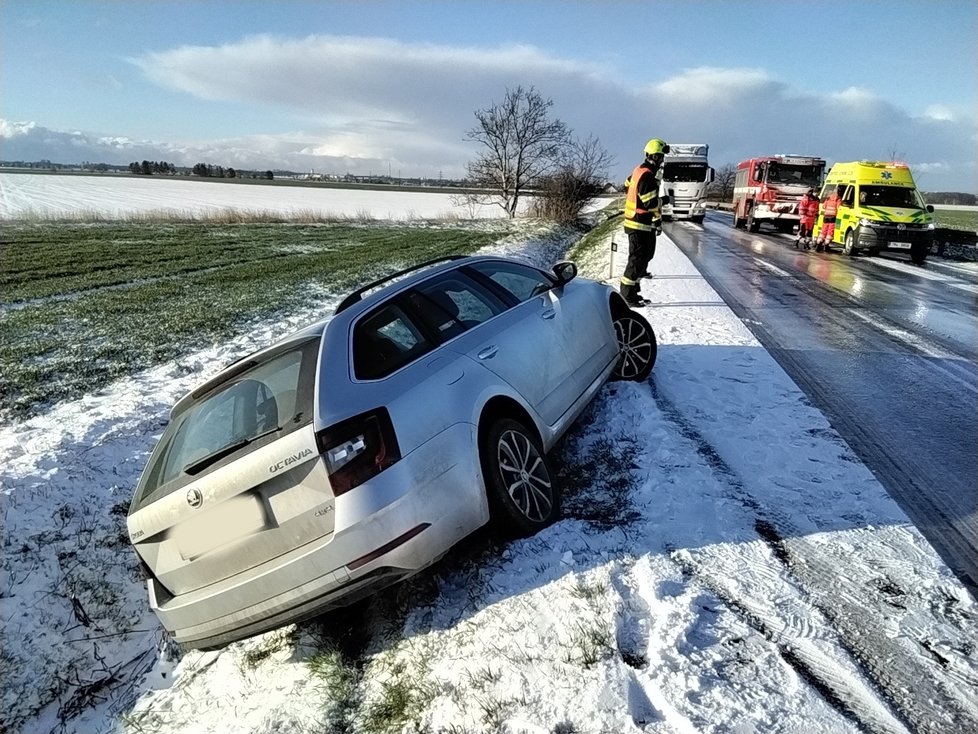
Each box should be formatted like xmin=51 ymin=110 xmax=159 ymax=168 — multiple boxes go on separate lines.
xmin=187 ymin=488 xmax=203 ymax=508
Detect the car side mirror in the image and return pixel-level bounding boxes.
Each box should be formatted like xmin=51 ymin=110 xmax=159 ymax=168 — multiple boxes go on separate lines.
xmin=709 ymin=168 xmax=716 ymax=183
xmin=552 ymin=261 xmax=577 ymax=284
xmin=926 ymin=204 xmax=934 ymax=213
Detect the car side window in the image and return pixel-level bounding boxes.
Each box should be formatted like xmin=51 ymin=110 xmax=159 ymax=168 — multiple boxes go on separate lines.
xmin=468 ymin=261 xmax=555 ymax=303
xmin=841 ymin=185 xmax=855 ymax=207
xmin=353 ymin=303 xmax=432 ymax=380
xmin=407 ymin=273 xmax=506 ymax=341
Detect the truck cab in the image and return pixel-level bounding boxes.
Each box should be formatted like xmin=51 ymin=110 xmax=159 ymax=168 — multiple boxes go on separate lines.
xmin=660 ymin=144 xmax=714 ymax=223
xmin=733 ymin=155 xmax=826 ymax=233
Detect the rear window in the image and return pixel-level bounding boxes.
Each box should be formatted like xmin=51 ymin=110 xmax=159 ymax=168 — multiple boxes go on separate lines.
xmin=134 ymin=339 xmax=318 ymax=509
xmin=353 ymin=302 xmax=434 ymax=380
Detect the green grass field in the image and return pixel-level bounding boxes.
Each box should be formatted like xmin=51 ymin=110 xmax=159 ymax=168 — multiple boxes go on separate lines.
xmin=0 ymin=221 xmax=513 ymax=421
xmin=932 ymin=208 xmax=978 ymax=232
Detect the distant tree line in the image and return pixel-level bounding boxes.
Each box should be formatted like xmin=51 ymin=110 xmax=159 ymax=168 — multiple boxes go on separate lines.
xmin=129 ymin=160 xmax=177 ymax=175
xmin=924 ymin=192 xmax=976 ymax=206
xmin=127 ymin=161 xmax=274 ymax=180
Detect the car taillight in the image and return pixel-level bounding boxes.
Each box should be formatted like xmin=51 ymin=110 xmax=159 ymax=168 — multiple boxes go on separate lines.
xmin=316 ymin=408 xmax=401 ymax=496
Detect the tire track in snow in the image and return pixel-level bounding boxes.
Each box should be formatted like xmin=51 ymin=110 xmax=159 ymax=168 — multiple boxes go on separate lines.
xmin=647 ymin=379 xmax=924 ymax=734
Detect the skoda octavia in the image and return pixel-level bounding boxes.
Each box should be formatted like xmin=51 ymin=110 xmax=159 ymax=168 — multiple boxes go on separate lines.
xmin=127 ymin=255 xmax=656 ymax=649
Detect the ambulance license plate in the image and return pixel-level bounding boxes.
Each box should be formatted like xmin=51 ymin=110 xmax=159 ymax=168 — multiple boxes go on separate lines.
xmin=889 ymin=241 xmax=911 ymax=249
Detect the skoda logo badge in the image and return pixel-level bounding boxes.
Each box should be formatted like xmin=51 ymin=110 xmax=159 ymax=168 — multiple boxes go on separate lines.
xmin=187 ymin=488 xmax=203 ymax=508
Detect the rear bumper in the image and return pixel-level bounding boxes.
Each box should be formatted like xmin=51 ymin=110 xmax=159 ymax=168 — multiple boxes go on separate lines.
xmin=151 ymin=422 xmax=486 ymax=649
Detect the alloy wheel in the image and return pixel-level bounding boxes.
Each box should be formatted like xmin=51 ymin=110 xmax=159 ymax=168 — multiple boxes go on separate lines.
xmin=496 ymin=429 xmax=553 ymax=523
xmin=614 ymin=316 xmax=654 ymax=380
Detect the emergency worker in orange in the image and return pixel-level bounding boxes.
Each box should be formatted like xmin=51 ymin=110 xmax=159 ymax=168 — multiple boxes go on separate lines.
xmin=796 ymin=188 xmax=819 ymax=249
xmin=815 ymin=186 xmax=842 ymax=252
xmin=620 ymin=138 xmax=670 ymax=306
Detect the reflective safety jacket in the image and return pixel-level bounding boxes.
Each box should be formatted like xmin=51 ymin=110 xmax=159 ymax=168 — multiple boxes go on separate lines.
xmin=821 ymin=193 xmax=840 ymax=219
xmin=623 ymin=162 xmax=661 ymax=232
xmin=798 ymin=194 xmax=819 ymax=221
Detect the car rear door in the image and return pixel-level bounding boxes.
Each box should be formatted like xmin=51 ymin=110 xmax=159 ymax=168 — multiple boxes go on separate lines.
xmin=407 ymin=270 xmax=575 ymax=426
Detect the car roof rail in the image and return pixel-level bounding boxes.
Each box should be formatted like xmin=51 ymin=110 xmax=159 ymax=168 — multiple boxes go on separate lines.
xmin=334 ymin=254 xmax=468 ymax=314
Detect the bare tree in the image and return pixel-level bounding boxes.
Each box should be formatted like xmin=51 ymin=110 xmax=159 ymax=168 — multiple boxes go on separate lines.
xmin=530 ymin=134 xmax=615 ymax=222
xmin=708 ymin=163 xmax=737 ymax=202
xmin=464 ymin=86 xmax=571 ymax=218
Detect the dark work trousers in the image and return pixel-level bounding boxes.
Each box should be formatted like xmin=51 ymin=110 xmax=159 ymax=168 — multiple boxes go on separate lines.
xmin=619 ymin=228 xmax=657 ymax=302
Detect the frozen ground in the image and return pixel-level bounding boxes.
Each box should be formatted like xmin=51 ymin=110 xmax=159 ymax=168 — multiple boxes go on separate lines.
xmin=1 ymin=199 xmax=976 ymax=733
xmin=0 ymin=172 xmax=537 ymax=220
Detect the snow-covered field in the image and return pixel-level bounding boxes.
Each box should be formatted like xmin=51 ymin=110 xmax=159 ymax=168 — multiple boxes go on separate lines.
xmin=1 ymin=183 xmax=976 ymax=734
xmin=0 ymin=172 xmax=526 ymax=220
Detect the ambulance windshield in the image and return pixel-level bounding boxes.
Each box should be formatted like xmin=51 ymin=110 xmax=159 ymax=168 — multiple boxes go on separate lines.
xmin=860 ymin=185 xmax=924 ymax=209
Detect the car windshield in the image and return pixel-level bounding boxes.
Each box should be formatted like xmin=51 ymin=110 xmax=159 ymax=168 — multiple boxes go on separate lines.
xmin=134 ymin=339 xmax=318 ymax=508
xmin=766 ymin=163 xmax=822 ymax=187
xmin=859 ymin=185 xmax=924 ymax=209
xmin=662 ymin=162 xmax=709 ymax=183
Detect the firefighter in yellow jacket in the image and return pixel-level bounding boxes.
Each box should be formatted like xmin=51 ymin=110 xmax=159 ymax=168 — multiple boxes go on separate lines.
xmin=620 ymin=138 xmax=669 ymax=306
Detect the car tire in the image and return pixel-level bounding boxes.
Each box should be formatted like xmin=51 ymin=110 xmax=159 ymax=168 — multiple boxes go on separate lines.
xmin=910 ymin=242 xmax=929 ymax=265
xmin=843 ymin=229 xmax=858 ymax=256
xmin=481 ymin=418 xmax=559 ymax=537
xmin=612 ymin=310 xmax=657 ymax=382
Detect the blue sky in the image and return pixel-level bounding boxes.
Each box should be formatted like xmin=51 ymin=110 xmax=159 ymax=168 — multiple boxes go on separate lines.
xmin=2 ymin=0 xmax=976 ymax=191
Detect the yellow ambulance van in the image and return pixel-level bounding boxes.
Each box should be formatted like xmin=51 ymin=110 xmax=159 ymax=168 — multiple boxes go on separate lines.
xmin=814 ymin=161 xmax=935 ymax=264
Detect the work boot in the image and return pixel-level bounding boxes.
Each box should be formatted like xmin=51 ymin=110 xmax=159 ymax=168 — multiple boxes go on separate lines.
xmin=620 ymin=282 xmax=639 ymax=303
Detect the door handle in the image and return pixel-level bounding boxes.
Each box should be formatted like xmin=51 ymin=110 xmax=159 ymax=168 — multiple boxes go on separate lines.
xmin=541 ymin=309 xmax=556 ymax=320
xmin=477 ymin=345 xmax=498 ymax=360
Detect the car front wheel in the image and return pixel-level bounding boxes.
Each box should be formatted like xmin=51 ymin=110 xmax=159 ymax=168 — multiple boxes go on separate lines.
xmin=481 ymin=418 xmax=559 ymax=536
xmin=612 ymin=311 xmax=657 ymax=382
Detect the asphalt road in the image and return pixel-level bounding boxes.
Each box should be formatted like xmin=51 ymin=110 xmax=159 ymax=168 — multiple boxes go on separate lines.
xmin=664 ymin=211 xmax=978 ymax=596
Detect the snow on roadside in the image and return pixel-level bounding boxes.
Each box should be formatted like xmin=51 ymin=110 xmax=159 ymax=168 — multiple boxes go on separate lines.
xmin=1 ymin=220 xmax=976 ymax=734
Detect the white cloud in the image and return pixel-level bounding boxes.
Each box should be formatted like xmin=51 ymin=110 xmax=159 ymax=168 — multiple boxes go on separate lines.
xmin=924 ymin=105 xmax=954 ymax=122
xmin=654 ymin=66 xmax=780 ymax=105
xmin=0 ymin=119 xmax=36 ymax=137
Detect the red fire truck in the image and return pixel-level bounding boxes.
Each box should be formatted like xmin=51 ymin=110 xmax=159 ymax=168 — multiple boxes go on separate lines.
xmin=732 ymin=155 xmax=826 ymax=233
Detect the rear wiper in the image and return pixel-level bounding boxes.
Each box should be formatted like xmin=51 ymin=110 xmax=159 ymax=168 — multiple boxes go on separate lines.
xmin=183 ymin=426 xmax=281 ymax=475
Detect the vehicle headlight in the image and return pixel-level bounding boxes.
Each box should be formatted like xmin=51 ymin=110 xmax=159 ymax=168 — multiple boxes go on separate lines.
xmin=859 ymin=218 xmax=875 ymax=227
xmin=925 ymin=223 xmax=935 ymax=230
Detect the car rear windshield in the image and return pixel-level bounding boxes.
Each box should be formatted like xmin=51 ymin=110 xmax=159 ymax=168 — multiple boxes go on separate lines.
xmin=133 ymin=338 xmax=319 ymax=510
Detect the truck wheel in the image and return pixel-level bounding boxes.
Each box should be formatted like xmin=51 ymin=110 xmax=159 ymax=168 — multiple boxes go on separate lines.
xmin=843 ymin=229 xmax=857 ymax=256
xmin=747 ymin=211 xmax=759 ymax=232
xmin=692 ymin=215 xmax=705 ymax=224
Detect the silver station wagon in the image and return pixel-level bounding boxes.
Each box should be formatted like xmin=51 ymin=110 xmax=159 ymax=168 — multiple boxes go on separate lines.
xmin=128 ymin=255 xmax=657 ymax=650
